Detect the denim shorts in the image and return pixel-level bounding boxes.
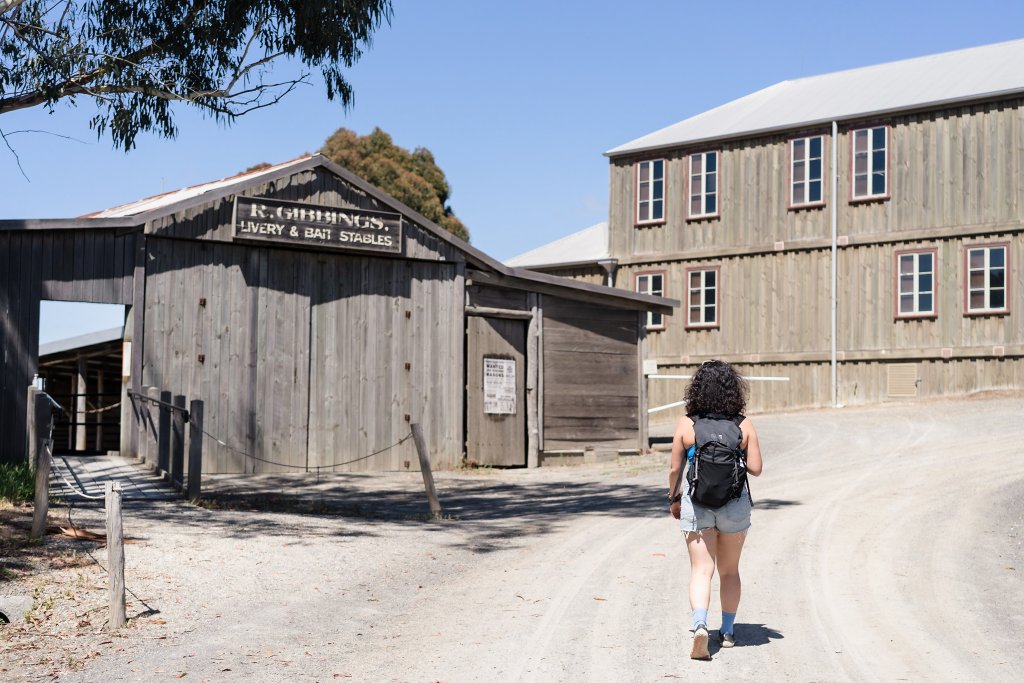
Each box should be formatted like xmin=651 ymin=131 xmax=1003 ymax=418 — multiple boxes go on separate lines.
xmin=679 ymin=493 xmax=752 ymax=534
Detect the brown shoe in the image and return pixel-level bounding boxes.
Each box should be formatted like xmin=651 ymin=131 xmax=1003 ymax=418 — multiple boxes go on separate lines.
xmin=690 ymin=623 xmax=710 ymax=660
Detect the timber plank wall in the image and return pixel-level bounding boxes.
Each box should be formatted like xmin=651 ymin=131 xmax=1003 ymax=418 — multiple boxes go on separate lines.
xmin=542 ymin=297 xmax=639 ymax=451
xmin=0 ymin=229 xmax=137 ymax=464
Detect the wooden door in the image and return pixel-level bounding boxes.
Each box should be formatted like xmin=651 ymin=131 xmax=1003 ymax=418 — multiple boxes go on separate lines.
xmin=466 ymin=315 xmax=526 ymax=466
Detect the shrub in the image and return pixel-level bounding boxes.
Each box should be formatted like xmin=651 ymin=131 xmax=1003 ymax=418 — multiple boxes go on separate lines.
xmin=0 ymin=462 xmax=35 ymax=504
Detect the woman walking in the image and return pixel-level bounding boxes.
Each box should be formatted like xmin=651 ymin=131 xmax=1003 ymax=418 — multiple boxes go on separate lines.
xmin=668 ymin=360 xmax=763 ymax=660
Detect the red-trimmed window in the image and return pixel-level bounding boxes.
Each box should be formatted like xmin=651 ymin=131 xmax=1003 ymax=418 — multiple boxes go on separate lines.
xmin=635 ymin=271 xmax=665 ymax=329
xmin=965 ymin=244 xmax=1009 ymax=315
xmin=851 ymin=126 xmax=888 ymax=200
xmin=686 ymin=267 xmax=719 ymax=328
xmin=895 ymin=249 xmax=937 ymax=319
xmin=790 ymin=135 xmax=824 ymax=207
xmin=687 ymin=151 xmax=718 ymax=219
xmin=636 ymin=159 xmax=665 ymax=224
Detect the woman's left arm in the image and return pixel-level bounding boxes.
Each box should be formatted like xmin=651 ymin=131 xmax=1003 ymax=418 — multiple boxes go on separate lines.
xmin=742 ymin=418 xmax=763 ymax=476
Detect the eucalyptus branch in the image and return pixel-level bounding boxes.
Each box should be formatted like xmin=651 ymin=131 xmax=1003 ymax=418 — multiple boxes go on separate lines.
xmin=0 ymin=0 xmax=29 ymax=18
xmin=0 ymin=124 xmax=28 ymax=180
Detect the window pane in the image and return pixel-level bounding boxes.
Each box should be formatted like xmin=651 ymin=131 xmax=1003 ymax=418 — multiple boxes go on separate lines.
xmin=690 ymin=291 xmax=701 ymax=306
xmin=990 ymin=248 xmax=1005 ymax=267
xmin=691 ymin=156 xmax=701 ymax=173
xmin=690 ymin=272 xmax=701 ymax=288
xmin=854 ymin=153 xmax=868 ymax=175
xmin=990 ymin=269 xmax=1005 ymax=289
xmin=872 ymin=171 xmax=886 ymax=195
xmin=793 ymin=139 xmax=805 ymax=158
xmin=899 ymin=294 xmax=914 ymax=313
xmin=899 ymin=274 xmax=914 ymax=294
xmin=705 ymin=153 xmax=716 ymax=172
xmin=651 ymin=200 xmax=663 ymax=220
xmin=689 ymin=306 xmax=701 ymax=323
xmin=638 ymin=204 xmax=649 ymax=222
xmin=793 ymin=184 xmax=805 ymax=205
xmin=690 ymin=196 xmax=701 ymax=215
xmin=651 ymin=312 xmax=663 ymax=327
xmin=653 ymin=160 xmax=663 ymax=178
xmin=855 ymin=175 xmax=868 ymax=196
xmin=810 ymin=136 xmax=822 ymax=158
xmin=899 ymin=254 xmax=914 ymax=274
xmin=653 ymin=180 xmax=663 ymax=200
xmin=704 ymin=289 xmax=716 ymax=305
xmin=652 ymin=275 xmax=663 ymax=292
xmin=919 ymin=253 xmax=933 ymax=273
xmin=855 ymin=130 xmax=868 ymax=152
xmin=970 ymin=291 xmax=985 ymax=309
xmin=809 ymin=181 xmax=821 ymax=202
xmin=809 ymin=159 xmax=821 ymax=181
xmin=706 ymin=195 xmax=716 ymax=214
xmin=705 ymin=270 xmax=716 ymax=287
xmin=706 ymin=174 xmax=716 ymax=192
xmin=872 ymin=128 xmax=886 ymax=150
xmin=969 ymin=249 xmax=984 ymax=269
xmin=639 ymin=183 xmax=649 ymax=201
xmin=918 ymin=274 xmax=932 ymax=293
xmin=920 ymin=293 xmax=933 ymax=312
xmin=970 ymin=272 xmax=986 ymax=288
xmin=706 ymin=306 xmax=716 ymax=323
xmin=639 ymin=164 xmax=649 ymax=182
xmin=991 ymin=290 xmax=1005 ymax=309
xmin=793 ymin=160 xmax=805 ymax=183
xmin=872 ymin=150 xmax=886 ymax=173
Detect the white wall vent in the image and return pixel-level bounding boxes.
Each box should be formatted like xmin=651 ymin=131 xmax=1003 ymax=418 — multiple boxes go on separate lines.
xmin=887 ymin=363 xmax=918 ymax=397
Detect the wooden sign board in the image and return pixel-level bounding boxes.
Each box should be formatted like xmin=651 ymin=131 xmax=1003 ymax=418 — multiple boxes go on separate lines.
xmin=232 ymin=196 xmax=402 ymax=254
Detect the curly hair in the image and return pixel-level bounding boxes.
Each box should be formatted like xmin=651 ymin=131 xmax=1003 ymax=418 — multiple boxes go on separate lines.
xmin=684 ymin=360 xmax=748 ymax=417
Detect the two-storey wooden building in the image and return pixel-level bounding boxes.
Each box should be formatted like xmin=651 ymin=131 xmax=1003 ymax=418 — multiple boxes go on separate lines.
xmin=509 ymin=39 xmax=1024 ymax=416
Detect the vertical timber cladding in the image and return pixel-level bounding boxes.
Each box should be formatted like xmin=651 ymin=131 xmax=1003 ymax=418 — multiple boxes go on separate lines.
xmin=542 ymin=296 xmax=640 ymax=451
xmin=0 ymin=228 xmax=136 ymax=464
xmin=142 ymin=180 xmax=463 ymax=473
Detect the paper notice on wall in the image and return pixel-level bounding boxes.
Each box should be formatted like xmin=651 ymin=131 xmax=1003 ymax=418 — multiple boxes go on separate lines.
xmin=483 ymin=357 xmax=516 ymax=415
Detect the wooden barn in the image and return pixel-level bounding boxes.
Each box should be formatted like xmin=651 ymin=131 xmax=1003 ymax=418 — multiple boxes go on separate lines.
xmin=0 ymin=155 xmax=675 ymax=471
xmin=509 ymin=39 xmax=1024 ymax=418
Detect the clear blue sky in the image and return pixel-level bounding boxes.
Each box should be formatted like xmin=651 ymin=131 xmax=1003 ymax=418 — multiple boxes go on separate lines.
xmin=4 ymin=1 xmax=1024 ymax=342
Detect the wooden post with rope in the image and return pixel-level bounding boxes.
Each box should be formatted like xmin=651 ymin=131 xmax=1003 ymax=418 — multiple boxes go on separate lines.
xmin=105 ymin=482 xmax=126 ymax=630
xmin=30 ymin=390 xmax=54 ymax=540
xmin=187 ymin=399 xmax=204 ymax=499
xmin=410 ymin=423 xmax=442 ymax=518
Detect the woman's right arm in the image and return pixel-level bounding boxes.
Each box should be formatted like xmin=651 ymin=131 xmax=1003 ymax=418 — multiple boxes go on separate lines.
xmin=668 ymin=417 xmax=688 ymax=518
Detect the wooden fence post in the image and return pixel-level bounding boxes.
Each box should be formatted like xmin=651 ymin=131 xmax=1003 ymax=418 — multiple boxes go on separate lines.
xmin=105 ymin=482 xmax=126 ymax=630
xmin=170 ymin=395 xmax=186 ymax=489
xmin=30 ymin=434 xmax=52 ymax=540
xmin=157 ymin=389 xmax=172 ymax=478
xmin=136 ymin=386 xmax=150 ymax=465
xmin=187 ymin=399 xmax=203 ymax=499
xmin=26 ymin=386 xmax=39 ymax=470
xmin=410 ymin=423 xmax=442 ymax=518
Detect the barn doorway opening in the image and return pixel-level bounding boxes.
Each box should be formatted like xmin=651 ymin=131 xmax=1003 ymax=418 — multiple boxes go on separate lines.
xmin=37 ymin=301 xmax=128 ymax=456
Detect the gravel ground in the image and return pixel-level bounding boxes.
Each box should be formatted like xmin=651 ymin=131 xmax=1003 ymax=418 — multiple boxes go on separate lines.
xmin=2 ymin=393 xmax=1023 ymax=682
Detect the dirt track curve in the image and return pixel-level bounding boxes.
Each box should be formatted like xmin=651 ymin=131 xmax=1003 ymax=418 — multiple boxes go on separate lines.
xmin=7 ymin=394 xmax=1024 ymax=682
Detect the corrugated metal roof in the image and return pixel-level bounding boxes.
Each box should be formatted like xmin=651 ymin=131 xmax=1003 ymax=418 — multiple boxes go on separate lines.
xmin=85 ymin=156 xmax=315 ymax=217
xmin=39 ymin=326 xmax=123 ymax=357
xmin=504 ymin=221 xmax=609 ymax=269
xmin=607 ymin=38 xmax=1024 ymax=156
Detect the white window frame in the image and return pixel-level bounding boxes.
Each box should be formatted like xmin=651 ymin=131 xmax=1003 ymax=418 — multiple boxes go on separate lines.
xmin=789 ymin=135 xmax=825 ymax=208
xmin=687 ymin=151 xmax=719 ymax=219
xmin=636 ymin=159 xmax=665 ymax=225
xmin=686 ymin=266 xmax=719 ymax=329
xmin=850 ymin=126 xmax=889 ymax=200
xmin=895 ymin=249 xmax=937 ymax=319
xmin=965 ymin=244 xmax=1009 ymax=315
xmin=635 ymin=271 xmax=665 ymax=330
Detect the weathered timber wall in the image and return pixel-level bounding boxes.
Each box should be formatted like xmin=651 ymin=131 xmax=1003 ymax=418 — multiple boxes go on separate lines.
xmin=0 ymin=229 xmax=136 ymax=464
xmin=143 ymin=236 xmax=463 ymax=473
xmin=542 ymin=296 xmax=639 ymax=451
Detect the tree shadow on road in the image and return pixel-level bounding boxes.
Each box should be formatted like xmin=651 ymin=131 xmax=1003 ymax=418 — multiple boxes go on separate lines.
xmin=736 ymin=623 xmax=784 ymax=647
xmin=753 ymin=498 xmax=801 ymax=510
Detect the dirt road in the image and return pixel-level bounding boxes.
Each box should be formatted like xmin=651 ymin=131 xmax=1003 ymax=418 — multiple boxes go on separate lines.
xmin=5 ymin=394 xmax=1023 ymax=681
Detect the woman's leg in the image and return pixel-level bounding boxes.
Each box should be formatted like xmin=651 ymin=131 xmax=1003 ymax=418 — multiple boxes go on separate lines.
xmin=716 ymin=530 xmax=747 ymax=615
xmin=685 ymin=528 xmax=718 ymax=619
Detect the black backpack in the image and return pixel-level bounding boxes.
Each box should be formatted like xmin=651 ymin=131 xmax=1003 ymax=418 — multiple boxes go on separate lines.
xmin=685 ymin=414 xmax=750 ymax=509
